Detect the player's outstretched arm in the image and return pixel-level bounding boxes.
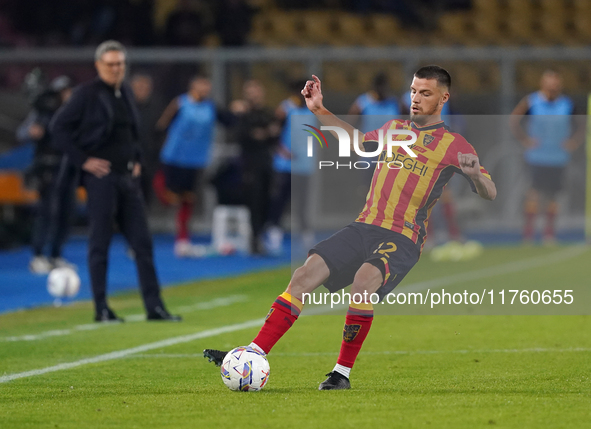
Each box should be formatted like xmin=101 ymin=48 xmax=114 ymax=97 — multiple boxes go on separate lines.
xmin=301 ymin=75 xmax=364 ymax=149
xmin=509 ymin=97 xmax=537 ymax=149
xmin=458 ymin=152 xmax=497 ymax=201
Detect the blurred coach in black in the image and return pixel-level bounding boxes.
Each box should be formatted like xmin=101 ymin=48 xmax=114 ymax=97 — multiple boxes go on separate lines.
xmin=50 ymin=40 xmax=181 ymax=323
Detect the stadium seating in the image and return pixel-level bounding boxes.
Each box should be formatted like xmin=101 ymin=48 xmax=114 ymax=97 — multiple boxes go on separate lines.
xmin=247 ymin=0 xmax=591 ymax=48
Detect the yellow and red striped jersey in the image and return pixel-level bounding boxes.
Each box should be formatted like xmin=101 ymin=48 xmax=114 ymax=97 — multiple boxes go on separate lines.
xmin=356 ymin=119 xmax=491 ymax=251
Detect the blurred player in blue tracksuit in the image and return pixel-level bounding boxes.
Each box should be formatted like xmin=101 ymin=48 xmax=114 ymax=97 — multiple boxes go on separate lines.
xmin=156 ymin=76 xmax=234 ymax=257
xmin=348 ymin=72 xmax=403 ymax=195
xmin=349 ymin=72 xmax=403 ymax=137
xmin=510 ymin=69 xmax=583 ymax=244
xmin=267 ymin=80 xmax=315 ymax=254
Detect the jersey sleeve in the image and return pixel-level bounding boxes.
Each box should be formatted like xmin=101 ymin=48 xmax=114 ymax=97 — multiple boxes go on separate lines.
xmin=450 ymin=134 xmax=491 ymax=193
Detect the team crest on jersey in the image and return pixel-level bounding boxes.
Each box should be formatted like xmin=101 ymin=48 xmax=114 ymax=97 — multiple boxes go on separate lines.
xmin=423 ymin=135 xmax=435 ymax=146
xmin=343 ymin=324 xmax=362 ymax=342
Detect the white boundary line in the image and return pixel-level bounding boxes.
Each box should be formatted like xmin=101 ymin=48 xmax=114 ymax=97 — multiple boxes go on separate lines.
xmin=1 ymin=295 xmax=248 ymax=342
xmin=1 ymin=246 xmax=588 ymax=383
xmin=0 ymin=318 xmax=264 ymax=384
xmin=0 ymin=304 xmax=340 ymax=384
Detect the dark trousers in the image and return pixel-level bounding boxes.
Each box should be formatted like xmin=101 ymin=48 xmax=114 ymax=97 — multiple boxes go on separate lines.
xmin=31 ymin=159 xmax=77 ymax=258
xmin=83 ymin=171 xmax=164 ymax=314
xmin=268 ymin=171 xmax=291 ymax=227
xmin=243 ymin=163 xmax=272 ymax=245
xmin=268 ymin=172 xmax=311 ymax=231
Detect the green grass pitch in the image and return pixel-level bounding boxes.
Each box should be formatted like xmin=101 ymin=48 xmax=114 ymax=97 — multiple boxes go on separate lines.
xmin=1 ymin=245 xmax=590 ymax=428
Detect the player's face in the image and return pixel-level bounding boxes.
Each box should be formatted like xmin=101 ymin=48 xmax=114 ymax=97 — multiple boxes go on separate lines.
xmin=409 ymin=77 xmax=449 ymax=125
xmin=190 ymin=78 xmax=212 ymax=99
xmin=95 ymin=51 xmax=126 ymax=88
xmin=540 ymin=73 xmax=562 ymax=100
xmin=244 ymin=81 xmax=265 ymax=107
xmin=131 ymin=75 xmax=153 ymax=103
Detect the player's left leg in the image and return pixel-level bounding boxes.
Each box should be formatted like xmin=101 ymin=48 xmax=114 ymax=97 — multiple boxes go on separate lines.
xmin=523 ymin=188 xmax=539 ymax=243
xmin=319 ymin=262 xmax=382 ymax=390
xmin=203 ymin=253 xmax=330 ymax=366
xmin=171 ymin=167 xmax=204 ymax=257
xmin=543 ymin=195 xmax=558 ymax=244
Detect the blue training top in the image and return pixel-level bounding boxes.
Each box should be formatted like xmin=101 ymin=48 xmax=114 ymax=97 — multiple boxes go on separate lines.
xmin=273 ymin=97 xmax=315 ymax=175
xmin=524 ymin=91 xmax=575 ymax=167
xmin=356 ymin=91 xmax=401 ymax=133
xmin=160 ymin=94 xmax=217 ymax=168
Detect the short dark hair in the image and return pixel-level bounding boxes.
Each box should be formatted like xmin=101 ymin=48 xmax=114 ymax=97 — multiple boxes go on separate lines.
xmin=414 ymin=65 xmax=451 ymax=90
xmin=190 ymin=74 xmax=209 ymax=83
xmin=373 ymin=72 xmax=388 ymax=88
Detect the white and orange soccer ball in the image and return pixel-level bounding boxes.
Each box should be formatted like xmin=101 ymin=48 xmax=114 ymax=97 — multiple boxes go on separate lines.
xmin=221 ymin=346 xmax=270 ymax=391
xmin=47 ymin=267 xmax=80 ymax=298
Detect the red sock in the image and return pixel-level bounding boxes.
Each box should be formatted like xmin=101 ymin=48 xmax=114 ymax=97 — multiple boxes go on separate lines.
xmin=336 ymin=303 xmax=374 ymax=369
xmin=442 ymin=201 xmax=461 ymax=241
xmin=153 ymin=170 xmax=171 ymax=206
xmin=177 ymin=201 xmax=192 ymax=241
xmin=524 ymin=199 xmax=537 ymax=240
xmin=544 ymin=202 xmax=557 ymax=239
xmin=252 ymin=292 xmax=303 ymax=354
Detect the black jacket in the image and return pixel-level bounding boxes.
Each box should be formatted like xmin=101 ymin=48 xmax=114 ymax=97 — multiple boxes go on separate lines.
xmin=49 ymin=78 xmax=141 ymax=168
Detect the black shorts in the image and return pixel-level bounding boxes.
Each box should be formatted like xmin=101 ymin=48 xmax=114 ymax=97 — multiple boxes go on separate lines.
xmin=162 ymin=164 xmax=203 ymax=194
xmin=530 ymin=165 xmax=565 ymax=197
xmin=309 ymin=222 xmax=420 ymax=301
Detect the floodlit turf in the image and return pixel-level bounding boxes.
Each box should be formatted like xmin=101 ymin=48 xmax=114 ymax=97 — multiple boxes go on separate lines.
xmin=1 ymin=245 xmax=590 ymax=428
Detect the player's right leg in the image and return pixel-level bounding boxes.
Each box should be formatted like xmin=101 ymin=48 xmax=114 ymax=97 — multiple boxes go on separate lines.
xmin=203 ymin=253 xmax=329 ymax=366
xmin=523 ymin=187 xmax=539 ymax=242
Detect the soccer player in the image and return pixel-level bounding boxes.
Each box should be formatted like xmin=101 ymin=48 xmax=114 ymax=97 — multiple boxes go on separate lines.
xmin=402 ymin=83 xmax=462 ymax=245
xmin=156 ymin=76 xmax=234 ymax=257
xmin=266 ymin=79 xmax=315 ymax=254
xmin=349 ymin=72 xmax=403 ymax=133
xmin=510 ymin=69 xmax=583 ymax=244
xmin=19 ymin=75 xmax=77 ymax=273
xmin=204 ymin=66 xmax=496 ymax=390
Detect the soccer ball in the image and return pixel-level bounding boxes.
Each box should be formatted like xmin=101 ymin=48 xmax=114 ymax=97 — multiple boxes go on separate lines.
xmin=221 ymin=346 xmax=270 ymax=391
xmin=47 ymin=267 xmax=80 ymax=298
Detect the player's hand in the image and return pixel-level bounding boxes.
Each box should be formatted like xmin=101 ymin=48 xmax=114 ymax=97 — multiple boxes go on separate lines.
xmin=563 ymin=138 xmax=580 ymax=153
xmin=251 ymin=127 xmax=267 ymax=141
xmin=82 ymin=157 xmax=111 ymax=178
xmin=28 ymin=123 xmax=45 ymax=140
xmin=230 ymin=99 xmax=248 ymax=115
xmin=301 ymin=75 xmax=324 ymax=114
xmin=521 ymin=136 xmax=538 ymax=149
xmin=457 ymin=152 xmax=481 ymax=179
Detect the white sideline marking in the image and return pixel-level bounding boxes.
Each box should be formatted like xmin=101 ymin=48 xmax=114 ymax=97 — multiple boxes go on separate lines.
xmin=0 ymin=304 xmax=338 ymax=384
xmin=129 ymin=347 xmax=591 ymax=359
xmin=1 ymin=246 xmax=587 ymax=383
xmin=1 ymin=295 xmax=248 ymax=342
xmin=0 ymin=318 xmax=264 ymax=384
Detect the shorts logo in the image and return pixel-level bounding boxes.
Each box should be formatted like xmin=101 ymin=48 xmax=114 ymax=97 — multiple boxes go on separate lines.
xmin=265 ymin=308 xmax=274 ymax=321
xmin=343 ymin=324 xmax=362 ymax=342
xmin=423 ymin=135 xmax=435 ymax=146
